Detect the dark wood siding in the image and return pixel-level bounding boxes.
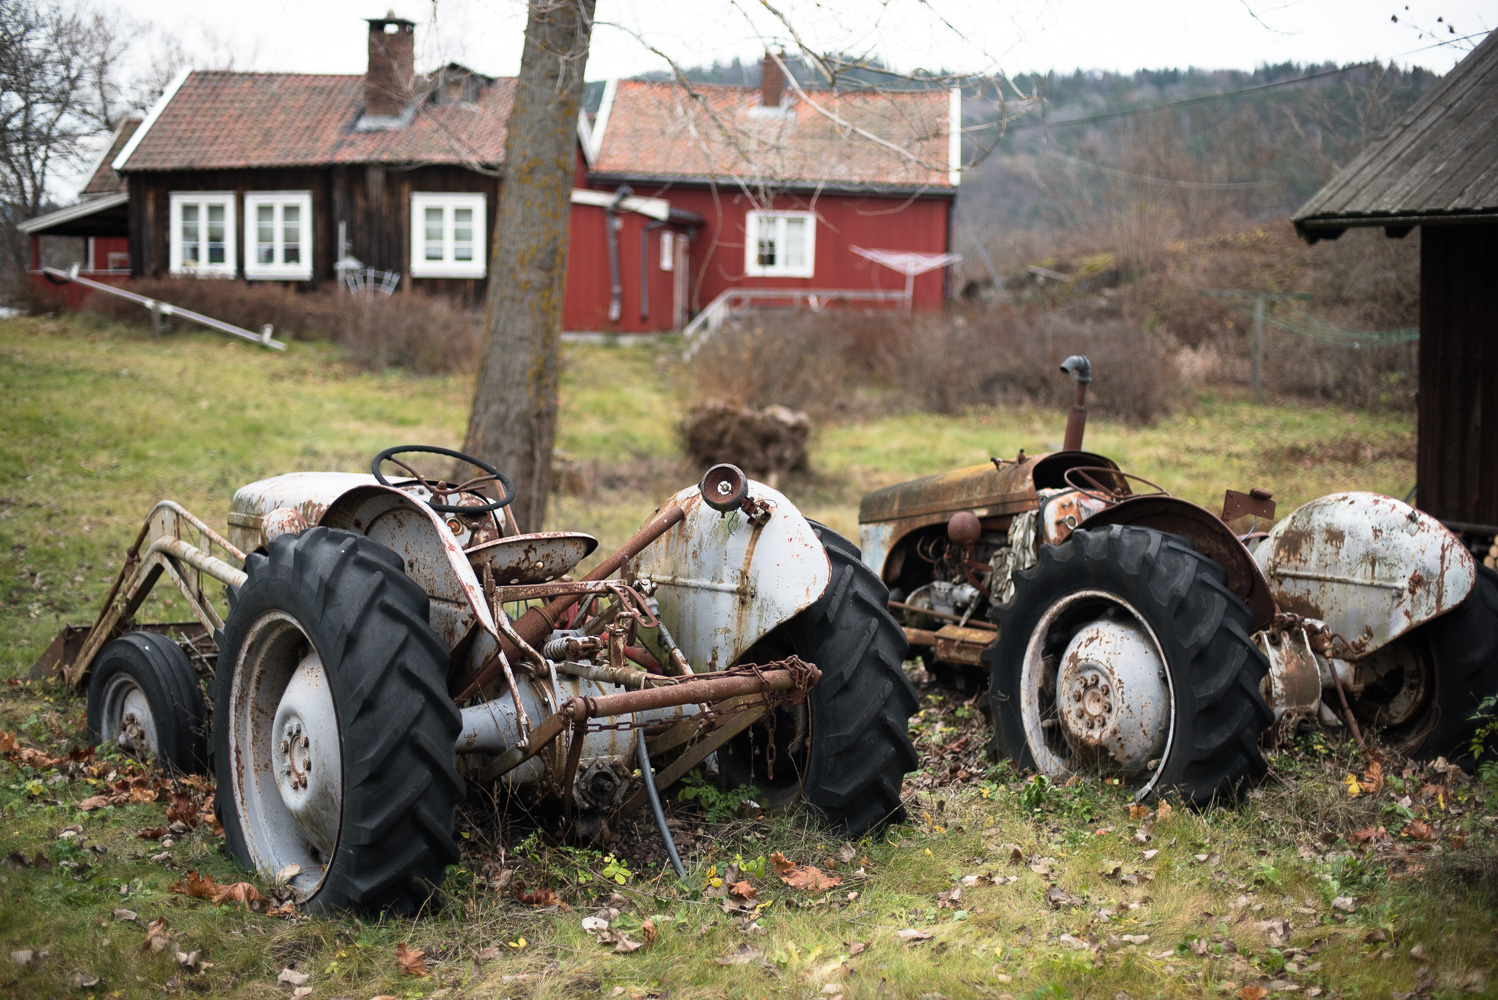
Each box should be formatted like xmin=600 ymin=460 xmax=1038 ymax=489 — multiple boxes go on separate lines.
xmin=130 ymin=165 xmax=501 ymax=302
xmin=1418 ymin=223 xmax=1498 ymax=527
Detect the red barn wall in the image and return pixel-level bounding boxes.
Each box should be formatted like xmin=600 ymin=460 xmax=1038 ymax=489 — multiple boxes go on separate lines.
xmin=564 ymin=203 xmax=692 ymax=333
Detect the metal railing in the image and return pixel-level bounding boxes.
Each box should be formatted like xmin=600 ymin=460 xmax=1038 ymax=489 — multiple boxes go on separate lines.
xmin=42 ymin=265 xmax=288 ymax=351
xmin=681 ymin=286 xmax=910 ymax=360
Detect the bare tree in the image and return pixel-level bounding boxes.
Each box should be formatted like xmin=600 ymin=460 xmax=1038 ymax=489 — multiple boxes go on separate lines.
xmin=0 ymin=0 xmax=127 ymax=287
xmin=463 ymin=0 xmax=596 ymax=531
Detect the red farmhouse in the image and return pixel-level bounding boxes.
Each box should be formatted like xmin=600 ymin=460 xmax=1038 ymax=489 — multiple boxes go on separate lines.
xmin=21 ymin=17 xmax=960 ymax=335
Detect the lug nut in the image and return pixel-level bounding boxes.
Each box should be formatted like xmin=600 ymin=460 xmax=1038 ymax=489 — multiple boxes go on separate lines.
xmin=1072 ymin=691 xmax=1082 ymax=702
xmin=1101 ymin=684 xmax=1110 ymax=695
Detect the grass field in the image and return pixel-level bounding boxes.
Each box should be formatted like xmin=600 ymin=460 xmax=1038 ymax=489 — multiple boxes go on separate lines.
xmin=1 ymin=314 xmax=1493 ymax=1000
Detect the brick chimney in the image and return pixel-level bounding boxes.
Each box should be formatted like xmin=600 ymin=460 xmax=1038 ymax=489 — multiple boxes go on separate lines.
xmin=760 ymin=51 xmax=785 ymax=109
xmin=366 ymin=12 xmax=415 ymax=118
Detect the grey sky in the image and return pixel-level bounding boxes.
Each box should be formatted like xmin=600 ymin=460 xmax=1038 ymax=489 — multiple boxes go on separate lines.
xmin=57 ymin=0 xmax=1490 ymax=198
xmin=122 ymin=0 xmax=1489 ymax=81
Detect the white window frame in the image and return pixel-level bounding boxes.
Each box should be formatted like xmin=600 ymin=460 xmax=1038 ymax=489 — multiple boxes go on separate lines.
xmin=409 ymin=192 xmax=487 ymax=278
xmin=169 ymin=192 xmax=236 ymax=276
xmin=744 ymin=210 xmax=815 ymax=278
xmin=244 ymin=191 xmax=313 ymax=280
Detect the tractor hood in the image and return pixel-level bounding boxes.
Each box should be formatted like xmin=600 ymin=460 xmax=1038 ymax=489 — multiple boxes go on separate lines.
xmin=858 ymin=451 xmax=1118 ymax=581
xmin=227 ymin=473 xmax=379 ymax=553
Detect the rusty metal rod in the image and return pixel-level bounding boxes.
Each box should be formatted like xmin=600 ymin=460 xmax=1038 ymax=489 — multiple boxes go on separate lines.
xmin=453 ymin=503 xmax=688 ymax=704
xmin=887 ymin=600 xmax=997 ymax=630
xmin=565 ymin=665 xmax=816 ymax=720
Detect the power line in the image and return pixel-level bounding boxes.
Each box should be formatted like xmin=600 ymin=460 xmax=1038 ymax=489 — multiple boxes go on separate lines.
xmin=1006 ymin=63 xmax=1373 ymax=132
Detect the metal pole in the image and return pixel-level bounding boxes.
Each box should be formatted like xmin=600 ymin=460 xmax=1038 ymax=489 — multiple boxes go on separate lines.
xmin=1252 ymin=295 xmax=1264 ymax=400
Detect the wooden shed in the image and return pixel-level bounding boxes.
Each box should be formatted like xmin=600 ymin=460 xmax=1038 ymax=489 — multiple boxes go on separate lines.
xmin=1292 ymin=31 xmax=1498 ymax=539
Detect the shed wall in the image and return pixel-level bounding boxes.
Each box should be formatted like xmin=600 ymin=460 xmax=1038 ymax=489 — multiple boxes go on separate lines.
xmin=1418 ymin=223 xmax=1498 ymax=527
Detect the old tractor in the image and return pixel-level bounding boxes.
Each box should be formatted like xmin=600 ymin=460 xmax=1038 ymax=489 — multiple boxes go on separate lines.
xmin=860 ymin=356 xmax=1498 ymax=805
xmin=37 ymin=448 xmax=916 ymax=914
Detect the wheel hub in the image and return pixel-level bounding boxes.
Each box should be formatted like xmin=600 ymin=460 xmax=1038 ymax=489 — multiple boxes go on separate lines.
xmin=270 ymin=653 xmax=342 ymax=855
xmin=102 ymin=677 xmax=158 ymax=759
xmin=1054 ymin=618 xmax=1169 ymax=773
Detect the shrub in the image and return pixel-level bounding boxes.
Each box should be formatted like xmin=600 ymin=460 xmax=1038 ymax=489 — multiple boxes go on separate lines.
xmin=81 ymin=278 xmax=479 ymax=374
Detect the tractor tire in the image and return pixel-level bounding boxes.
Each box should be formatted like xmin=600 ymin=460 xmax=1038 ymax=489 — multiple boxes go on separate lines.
xmin=1404 ymin=565 xmax=1498 ymax=763
xmin=986 ymin=525 xmax=1272 ymax=806
xmin=214 ymin=527 xmax=463 ymax=916
xmin=720 ymin=523 xmax=918 ymax=836
xmin=86 ymin=631 xmax=207 ymax=774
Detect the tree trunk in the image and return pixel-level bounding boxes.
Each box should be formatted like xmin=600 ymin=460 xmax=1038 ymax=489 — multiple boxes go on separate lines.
xmin=463 ymin=0 xmax=596 ymax=531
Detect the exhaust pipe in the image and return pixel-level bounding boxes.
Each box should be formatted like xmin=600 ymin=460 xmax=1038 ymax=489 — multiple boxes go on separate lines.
xmin=1060 ymin=354 xmax=1091 ymax=452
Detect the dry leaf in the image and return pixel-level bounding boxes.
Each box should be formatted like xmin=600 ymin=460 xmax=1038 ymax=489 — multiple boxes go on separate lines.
xmin=141 ymin=917 xmax=171 ymax=953
xmin=71 ymin=972 xmax=100 ymax=988
xmin=897 ymin=929 xmax=933 ymax=943
xmin=1403 ymin=819 xmax=1434 ymax=841
xmin=846 ymin=941 xmax=867 ymax=957
xmin=769 ymin=852 xmax=841 ymax=891
xmin=1128 ymin=803 xmax=1150 ymax=820
xmin=136 ymin=826 xmax=167 ymax=840
xmin=395 ymin=942 xmax=427 ymax=977
xmin=1331 ymin=896 xmax=1355 ymax=913
xmin=581 ymin=916 xmax=610 ymax=934
xmin=611 ymin=933 xmax=643 ymax=954
xmin=0 ymin=731 xmax=14 ymax=753
xmin=728 ymin=880 xmax=758 ymax=900
xmin=1155 ymin=799 xmax=1173 ymax=821
xmin=642 ymin=918 xmax=658 ymax=944
xmin=277 ymin=967 xmax=310 ymax=986
xmin=1362 ymin=761 xmax=1385 ymax=796
xmin=516 ymin=887 xmax=560 ymax=906
xmin=112 ymin=908 xmax=138 ymax=922
xmin=1239 ymin=987 xmax=1268 ymax=1000
xmin=169 ymin=871 xmax=271 ymax=911
xmin=713 ymin=944 xmax=764 ymax=965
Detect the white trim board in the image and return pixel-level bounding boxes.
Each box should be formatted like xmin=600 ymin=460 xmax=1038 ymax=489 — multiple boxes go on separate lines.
xmin=16 ymin=191 xmax=129 ymax=234
xmin=569 ymin=187 xmax=670 ymax=221
xmin=113 ymin=67 xmax=191 ymax=173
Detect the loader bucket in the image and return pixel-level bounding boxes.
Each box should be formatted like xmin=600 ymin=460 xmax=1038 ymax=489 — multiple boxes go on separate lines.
xmin=29 ymin=625 xmax=90 ymax=681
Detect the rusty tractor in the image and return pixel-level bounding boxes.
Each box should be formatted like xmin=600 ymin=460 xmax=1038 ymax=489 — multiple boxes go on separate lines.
xmin=37 ymin=448 xmax=917 ymax=913
xmin=859 ymin=356 xmax=1498 ymax=805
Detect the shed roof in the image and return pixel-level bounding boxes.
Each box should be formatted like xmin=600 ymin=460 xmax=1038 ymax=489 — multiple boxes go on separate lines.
xmin=590 ymin=80 xmax=956 ymax=193
xmin=81 ymin=118 xmax=140 ymax=195
xmin=1292 ymin=31 xmax=1498 ymax=238
xmin=115 ymin=70 xmax=515 ymax=172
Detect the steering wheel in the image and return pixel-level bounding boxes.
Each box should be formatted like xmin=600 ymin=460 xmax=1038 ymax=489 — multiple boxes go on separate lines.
xmin=1062 ymin=465 xmax=1170 ymax=504
xmin=371 ymin=445 xmax=514 ymax=515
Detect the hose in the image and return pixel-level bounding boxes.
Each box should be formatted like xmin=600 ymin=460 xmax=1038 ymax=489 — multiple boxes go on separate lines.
xmin=636 ymin=727 xmax=686 ymax=880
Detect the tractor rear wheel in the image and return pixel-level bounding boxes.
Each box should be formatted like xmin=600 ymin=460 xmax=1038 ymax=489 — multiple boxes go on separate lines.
xmin=986 ymin=525 xmax=1272 ymax=806
xmin=719 ymin=523 xmax=918 ymax=836
xmin=1367 ymin=565 xmax=1498 ymax=763
xmin=86 ymin=632 xmax=207 ymax=774
xmin=214 ymin=527 xmax=463 ymax=915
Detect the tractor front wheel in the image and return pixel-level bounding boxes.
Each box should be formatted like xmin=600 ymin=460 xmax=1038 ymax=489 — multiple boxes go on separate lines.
xmin=86 ymin=632 xmax=207 ymax=774
xmin=986 ymin=525 xmax=1272 ymax=806
xmin=214 ymin=527 xmax=463 ymax=915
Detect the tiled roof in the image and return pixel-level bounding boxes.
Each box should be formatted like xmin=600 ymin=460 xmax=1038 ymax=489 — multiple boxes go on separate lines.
xmin=592 ymin=80 xmax=954 ymax=191
xmin=118 ymin=70 xmax=514 ymax=171
xmin=1293 ymin=30 xmax=1498 ymax=233
xmin=82 ymin=118 xmax=140 ymax=194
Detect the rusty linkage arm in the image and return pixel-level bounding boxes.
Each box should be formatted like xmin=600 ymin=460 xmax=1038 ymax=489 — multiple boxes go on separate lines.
xmin=453 ymin=502 xmax=688 ymax=704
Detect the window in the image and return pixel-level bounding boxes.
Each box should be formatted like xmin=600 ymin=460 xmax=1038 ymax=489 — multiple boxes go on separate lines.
xmin=744 ymin=210 xmax=815 ymax=278
xmin=409 ymin=192 xmax=487 ymax=278
xmin=244 ymin=191 xmax=313 ymax=280
xmin=169 ymin=192 xmax=235 ymax=276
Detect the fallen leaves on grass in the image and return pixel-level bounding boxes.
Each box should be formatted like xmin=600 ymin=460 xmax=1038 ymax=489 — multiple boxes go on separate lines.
xmin=897 ymin=929 xmax=933 ymax=944
xmin=1155 ymin=799 xmax=1173 ymax=821
xmin=395 ymin=943 xmax=426 ymax=976
xmin=728 ymin=880 xmax=758 ymax=900
xmin=1362 ymin=761 xmax=1385 ymax=795
xmin=1348 ymin=826 xmax=1391 ymax=847
xmin=1403 ymin=819 xmax=1435 ymax=841
xmin=713 ymin=944 xmax=766 ymax=965
xmin=277 ymin=967 xmax=310 ymax=986
xmin=1239 ymin=986 xmax=1268 ymax=1000
xmin=515 ymin=886 xmax=561 ymax=907
xmin=136 ymin=826 xmax=167 ymax=840
xmin=770 ymin=852 xmax=842 ymax=891
xmin=141 ymin=917 xmax=171 ymax=953
xmin=1255 ymin=918 xmax=1291 ymax=947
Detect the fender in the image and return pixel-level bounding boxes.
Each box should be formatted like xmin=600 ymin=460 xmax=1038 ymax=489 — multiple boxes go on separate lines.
xmin=1077 ymin=495 xmax=1276 ymax=630
xmin=1254 ymin=491 xmax=1474 ymax=658
xmin=632 ymin=481 xmax=831 ymax=673
xmin=318 ymin=485 xmax=496 ymax=650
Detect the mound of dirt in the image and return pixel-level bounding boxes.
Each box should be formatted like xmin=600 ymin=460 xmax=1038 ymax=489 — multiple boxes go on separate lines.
xmin=680 ymin=403 xmax=811 ymax=484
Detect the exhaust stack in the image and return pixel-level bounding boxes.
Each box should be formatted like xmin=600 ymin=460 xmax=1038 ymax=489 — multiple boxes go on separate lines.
xmin=1060 ymin=355 xmax=1091 ymax=452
